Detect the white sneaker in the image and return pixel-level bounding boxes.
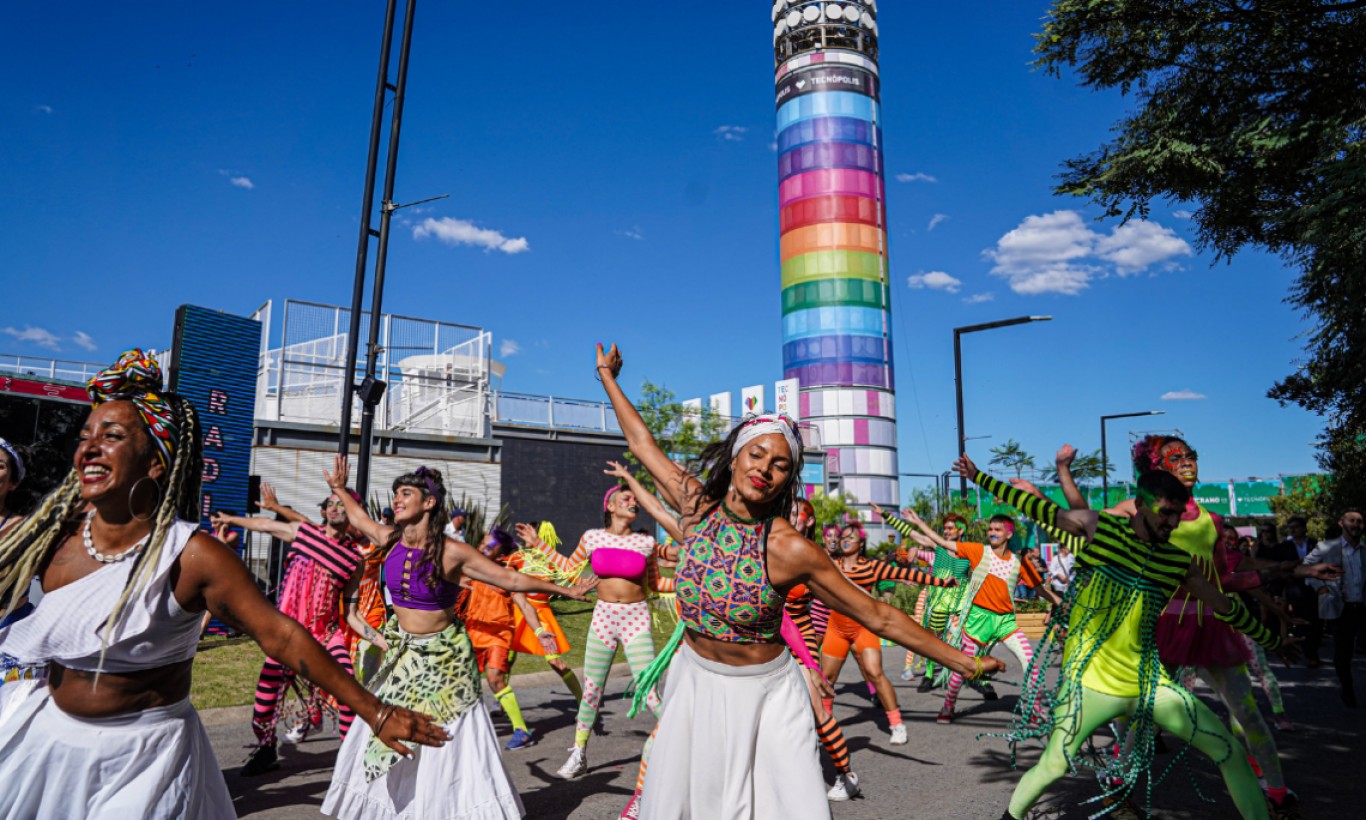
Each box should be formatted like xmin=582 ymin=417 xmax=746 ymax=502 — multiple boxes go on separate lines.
xmin=889 ymin=723 xmax=908 ymax=745
xmin=556 ymin=746 xmax=588 ymax=779
xmin=827 ymin=772 xmax=861 ymax=801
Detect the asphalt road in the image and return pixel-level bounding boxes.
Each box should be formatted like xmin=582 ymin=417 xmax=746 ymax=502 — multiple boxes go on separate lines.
xmin=208 ymin=647 xmax=1365 ymax=819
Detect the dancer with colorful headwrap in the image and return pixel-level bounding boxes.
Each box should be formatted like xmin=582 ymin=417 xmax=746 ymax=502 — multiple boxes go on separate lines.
xmin=593 ymin=343 xmax=1003 ymax=820
xmin=320 ymin=455 xmax=594 ymax=819
xmin=820 ymin=521 xmax=956 ymax=744
xmin=0 ymin=350 xmax=443 ymax=818
xmin=1055 ymin=438 xmax=1313 ymax=817
xmin=959 ymin=451 xmax=1336 ymax=820
xmin=214 ymin=485 xmax=370 ymax=772
xmin=524 ymin=472 xmax=675 ymax=787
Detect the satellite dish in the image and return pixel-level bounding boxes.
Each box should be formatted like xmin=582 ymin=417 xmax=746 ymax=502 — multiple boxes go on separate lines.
xmin=860 ymin=10 xmax=873 ymax=27
xmin=845 ymin=6 xmax=861 ymax=22
xmin=787 ymin=9 xmax=802 ymax=27
xmin=802 ymin=6 xmax=820 ymax=23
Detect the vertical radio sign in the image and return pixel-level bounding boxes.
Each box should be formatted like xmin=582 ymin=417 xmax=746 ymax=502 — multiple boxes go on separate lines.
xmin=169 ymin=305 xmax=261 ymax=541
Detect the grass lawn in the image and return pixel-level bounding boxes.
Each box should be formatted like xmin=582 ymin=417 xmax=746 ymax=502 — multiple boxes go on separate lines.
xmin=189 ymin=595 xmax=676 ymax=710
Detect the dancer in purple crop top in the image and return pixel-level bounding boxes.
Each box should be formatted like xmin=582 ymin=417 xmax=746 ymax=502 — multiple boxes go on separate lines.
xmin=321 ymin=456 xmax=594 ymax=820
xmin=594 ymin=343 xmax=1004 ymax=820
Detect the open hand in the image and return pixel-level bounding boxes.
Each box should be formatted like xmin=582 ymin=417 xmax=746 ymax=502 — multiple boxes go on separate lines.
xmin=869 ymin=502 xmax=888 ymax=522
xmin=210 ymin=511 xmax=232 ymax=528
xmin=1298 ymin=562 xmax=1342 ymax=582
xmin=514 ymin=522 xmax=541 ymax=547
xmin=260 ymin=482 xmax=281 ymax=512
xmin=596 ymin=343 xmax=623 ymax=380
xmin=373 ymin=705 xmax=449 ymax=756
xmin=324 ymin=454 xmax=351 ymax=492
xmin=604 ymin=460 xmax=632 ymax=481
xmin=1009 ymin=477 xmax=1044 ymax=499
xmin=563 ymin=577 xmax=600 ymax=602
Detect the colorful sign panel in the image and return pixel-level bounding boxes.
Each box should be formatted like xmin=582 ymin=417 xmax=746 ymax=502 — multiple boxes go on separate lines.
xmin=169 ymin=305 xmax=260 ymax=537
xmin=774 ymin=377 xmax=799 ymax=419
xmin=741 ymin=384 xmax=765 ymax=416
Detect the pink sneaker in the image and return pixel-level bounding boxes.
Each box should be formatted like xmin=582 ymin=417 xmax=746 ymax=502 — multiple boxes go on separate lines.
xmin=620 ymin=793 xmax=640 ymax=820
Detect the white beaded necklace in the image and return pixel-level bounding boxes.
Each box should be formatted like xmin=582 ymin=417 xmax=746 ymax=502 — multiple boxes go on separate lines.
xmin=83 ymin=510 xmax=151 ymax=564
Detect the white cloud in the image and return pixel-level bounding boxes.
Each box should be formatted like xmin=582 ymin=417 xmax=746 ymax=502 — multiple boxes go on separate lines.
xmin=714 ymin=125 xmax=748 ymax=142
xmin=72 ymin=331 xmax=97 ymax=351
xmin=3 ymin=326 xmax=61 ymax=350
xmin=617 ymin=226 xmax=644 ymax=241
xmin=499 ymin=339 xmax=521 ymax=358
xmin=962 ymin=292 xmax=995 ymax=305
xmin=906 ymin=271 xmax=962 ymax=294
xmin=928 ymin=213 xmax=949 ymax=231
xmin=1173 ymin=209 xmax=1193 ymax=220
xmin=1161 ymin=389 xmax=1207 ymax=401
xmin=412 ymin=217 xmax=530 ymax=254
xmin=895 ymin=172 xmax=937 ymax=183
xmin=984 ymin=209 xmax=1192 ymax=295
xmin=35 ymin=104 xmax=53 ymax=114
xmin=229 ymin=176 xmax=255 ymax=190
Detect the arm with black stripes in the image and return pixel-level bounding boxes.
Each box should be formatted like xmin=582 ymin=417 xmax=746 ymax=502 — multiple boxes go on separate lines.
xmin=956 ymin=455 xmax=1099 ymax=557
xmin=871 ymin=559 xmax=955 ymax=588
xmin=1180 ymin=562 xmax=1283 ymax=652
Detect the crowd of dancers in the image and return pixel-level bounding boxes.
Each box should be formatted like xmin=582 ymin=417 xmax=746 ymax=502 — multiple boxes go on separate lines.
xmin=0 ymin=344 xmax=1354 ymax=819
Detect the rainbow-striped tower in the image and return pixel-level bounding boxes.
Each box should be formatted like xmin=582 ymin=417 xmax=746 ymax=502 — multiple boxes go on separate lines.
xmin=775 ymin=1 xmax=898 ymax=511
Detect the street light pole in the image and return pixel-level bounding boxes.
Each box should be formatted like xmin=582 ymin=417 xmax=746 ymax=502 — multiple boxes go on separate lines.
xmin=953 ymin=316 xmax=1051 ymax=493
xmin=1100 ymin=410 xmax=1166 ymax=505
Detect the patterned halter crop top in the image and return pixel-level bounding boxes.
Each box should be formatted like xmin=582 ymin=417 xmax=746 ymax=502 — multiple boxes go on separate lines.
xmin=675 ymin=505 xmax=785 ymax=643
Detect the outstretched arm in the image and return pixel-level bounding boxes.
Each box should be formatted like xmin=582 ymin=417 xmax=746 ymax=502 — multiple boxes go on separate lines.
xmin=595 ymin=344 xmax=705 ymax=523
xmin=446 ymin=538 xmax=597 ymax=600
xmin=323 ymin=455 xmax=393 ymax=547
xmin=210 ymin=511 xmax=300 ymax=542
xmin=871 ymin=559 xmax=955 ymax=588
xmin=260 ymin=482 xmax=313 ymax=525
xmin=604 ymin=460 xmax=687 ymax=547
xmin=1180 ymin=564 xmax=1293 ymax=661
xmin=185 ymin=533 xmax=443 ymax=755
xmin=958 ymin=455 xmax=1099 ymax=546
xmin=873 ymin=502 xmax=958 ymax=554
xmin=1053 ymin=445 xmax=1089 ymax=510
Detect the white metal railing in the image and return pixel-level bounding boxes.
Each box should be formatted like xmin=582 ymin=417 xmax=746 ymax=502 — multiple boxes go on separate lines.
xmin=0 ymin=351 xmax=170 ymax=387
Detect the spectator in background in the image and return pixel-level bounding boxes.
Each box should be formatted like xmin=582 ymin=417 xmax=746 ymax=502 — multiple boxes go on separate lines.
xmin=1264 ymin=515 xmax=1323 ymax=666
xmin=1047 ymin=542 xmax=1074 ymax=596
xmin=381 ymin=506 xmax=395 ymax=527
xmin=1254 ymin=520 xmax=1279 ymax=558
xmin=445 ymin=506 xmax=467 ymax=541
xmin=1304 ymin=508 xmax=1365 ymax=707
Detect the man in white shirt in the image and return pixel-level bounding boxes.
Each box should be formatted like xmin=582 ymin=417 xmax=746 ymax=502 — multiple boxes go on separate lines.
xmin=1305 ymin=508 xmax=1365 ymax=707
xmin=1046 ymin=542 xmax=1074 ymax=596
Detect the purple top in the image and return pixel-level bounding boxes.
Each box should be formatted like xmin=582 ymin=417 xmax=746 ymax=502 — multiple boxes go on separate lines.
xmin=384 ymin=542 xmax=461 ymax=611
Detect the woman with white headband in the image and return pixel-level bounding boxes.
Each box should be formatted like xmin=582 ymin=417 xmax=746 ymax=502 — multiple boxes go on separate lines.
xmin=0 ymin=439 xmax=25 ymax=541
xmin=593 ymin=343 xmax=1004 ymax=820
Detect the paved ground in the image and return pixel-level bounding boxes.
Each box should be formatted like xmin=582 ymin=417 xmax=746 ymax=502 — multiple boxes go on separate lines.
xmin=209 ymin=647 xmax=1365 ymax=818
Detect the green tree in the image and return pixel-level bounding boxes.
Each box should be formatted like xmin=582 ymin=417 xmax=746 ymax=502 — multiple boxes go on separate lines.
xmin=1036 ymin=1 xmax=1366 ymax=510
xmin=624 ymin=380 xmax=731 ymax=496
xmin=989 ymin=438 xmax=1037 ymax=478
xmin=809 ymin=488 xmax=857 ymax=531
xmin=1043 ymin=449 xmax=1113 ymax=486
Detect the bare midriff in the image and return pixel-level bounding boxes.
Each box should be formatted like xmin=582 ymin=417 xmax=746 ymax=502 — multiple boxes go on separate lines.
xmin=48 ymin=657 xmax=192 ymax=718
xmin=684 ymin=629 xmax=785 ymax=666
xmin=595 ymin=576 xmax=647 ymax=605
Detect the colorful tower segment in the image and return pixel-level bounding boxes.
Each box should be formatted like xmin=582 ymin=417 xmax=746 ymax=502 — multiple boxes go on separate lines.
xmin=774 ymin=1 xmax=899 ymax=510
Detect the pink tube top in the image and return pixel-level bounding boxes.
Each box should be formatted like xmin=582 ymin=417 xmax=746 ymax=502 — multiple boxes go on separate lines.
xmin=591 ymin=547 xmax=647 ymax=580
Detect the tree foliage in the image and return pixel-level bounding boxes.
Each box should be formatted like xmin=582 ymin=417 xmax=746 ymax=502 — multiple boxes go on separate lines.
xmin=1037 ymin=0 xmax=1366 ymax=510
xmin=624 ymin=380 xmax=731 ymax=496
xmin=1043 ymin=449 xmax=1115 ymax=486
xmin=809 ymin=488 xmax=857 ymax=530
xmin=989 ymin=438 xmax=1037 ymax=478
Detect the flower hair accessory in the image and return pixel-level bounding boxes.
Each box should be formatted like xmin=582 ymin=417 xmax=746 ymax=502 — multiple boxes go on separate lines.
xmin=731 ymin=413 xmax=802 ymax=462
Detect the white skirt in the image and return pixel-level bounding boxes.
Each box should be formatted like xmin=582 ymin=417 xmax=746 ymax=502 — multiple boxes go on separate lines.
xmin=0 ymin=679 xmax=234 ymax=819
xmin=640 ymin=643 xmax=829 ymax=820
xmin=321 ymin=700 xmax=524 ymax=820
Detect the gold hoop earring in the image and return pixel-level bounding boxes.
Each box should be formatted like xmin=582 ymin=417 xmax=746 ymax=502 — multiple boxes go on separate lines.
xmin=129 ymin=476 xmax=161 ymax=522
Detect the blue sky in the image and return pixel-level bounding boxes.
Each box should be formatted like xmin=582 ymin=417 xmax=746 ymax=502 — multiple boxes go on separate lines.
xmin=2 ymin=2 xmax=1326 ymax=496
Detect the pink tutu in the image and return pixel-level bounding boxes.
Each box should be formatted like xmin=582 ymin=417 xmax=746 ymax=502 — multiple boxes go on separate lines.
xmin=1156 ymin=598 xmax=1251 ymax=668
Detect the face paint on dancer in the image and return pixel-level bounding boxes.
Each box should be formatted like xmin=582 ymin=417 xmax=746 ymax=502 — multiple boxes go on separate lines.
xmin=1133 ymin=489 xmax=1185 ymax=544
xmin=986 ymin=518 xmax=1014 ymax=551
xmin=321 ymin=493 xmax=351 ymax=527
xmin=838 ymin=524 xmax=866 ymax=557
xmin=823 ymin=525 xmax=841 ymax=555
xmin=1157 ymin=440 xmax=1199 ymax=488
xmin=942 ymin=515 xmax=966 ymax=542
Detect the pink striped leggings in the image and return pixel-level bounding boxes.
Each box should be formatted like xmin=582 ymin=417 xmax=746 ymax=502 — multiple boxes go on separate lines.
xmin=942 ymin=630 xmax=1041 ymax=713
xmin=251 ymin=628 xmax=355 ymax=745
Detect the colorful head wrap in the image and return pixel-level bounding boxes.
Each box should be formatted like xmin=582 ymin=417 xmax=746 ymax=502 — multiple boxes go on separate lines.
xmin=0 ymin=438 xmax=24 ymax=484
xmin=86 ymin=349 xmax=178 ymax=470
xmin=731 ymin=414 xmax=802 ymax=462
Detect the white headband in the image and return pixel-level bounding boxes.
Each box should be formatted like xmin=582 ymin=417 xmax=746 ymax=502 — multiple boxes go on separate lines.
xmin=0 ymin=438 xmax=23 ymax=484
xmin=731 ymin=415 xmax=802 ymax=463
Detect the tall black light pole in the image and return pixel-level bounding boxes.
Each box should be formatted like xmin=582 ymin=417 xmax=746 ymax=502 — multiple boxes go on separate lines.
xmin=338 ymin=0 xmax=420 ymax=498
xmin=954 ymin=316 xmax=1051 ymax=493
xmin=1101 ymin=410 xmax=1165 ymax=504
